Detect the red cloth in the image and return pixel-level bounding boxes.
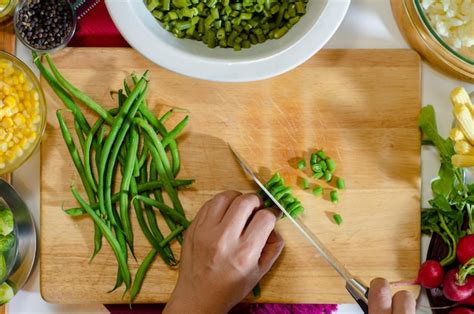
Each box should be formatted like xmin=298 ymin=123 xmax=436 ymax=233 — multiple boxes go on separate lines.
xmin=69 ymin=1 xmax=129 ymax=47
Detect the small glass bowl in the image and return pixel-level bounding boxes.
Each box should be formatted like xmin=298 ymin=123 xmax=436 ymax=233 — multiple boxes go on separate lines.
xmin=0 ymin=51 xmax=47 ymax=175
xmin=0 ymin=0 xmax=18 ymax=24
xmin=392 ymin=0 xmax=473 ymax=82
xmin=13 ymin=0 xmax=77 ymax=53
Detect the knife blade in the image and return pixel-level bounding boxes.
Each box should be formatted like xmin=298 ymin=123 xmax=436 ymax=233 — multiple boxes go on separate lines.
xmin=229 ymin=145 xmax=369 ymax=313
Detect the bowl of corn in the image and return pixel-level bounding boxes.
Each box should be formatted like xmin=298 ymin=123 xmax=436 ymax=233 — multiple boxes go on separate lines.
xmin=0 ymin=51 xmax=46 ymax=175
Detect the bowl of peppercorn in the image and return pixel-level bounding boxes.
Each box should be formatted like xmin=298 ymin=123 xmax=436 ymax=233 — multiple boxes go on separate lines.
xmin=14 ymin=0 xmax=76 ymax=52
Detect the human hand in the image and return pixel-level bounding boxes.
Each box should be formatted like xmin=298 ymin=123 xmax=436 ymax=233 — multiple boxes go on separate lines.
xmin=368 ymin=278 xmax=416 ymax=314
xmin=164 ymin=191 xmax=285 ymax=314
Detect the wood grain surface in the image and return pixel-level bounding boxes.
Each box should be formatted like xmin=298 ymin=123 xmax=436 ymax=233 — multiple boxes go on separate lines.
xmin=40 ymin=48 xmax=422 ymax=304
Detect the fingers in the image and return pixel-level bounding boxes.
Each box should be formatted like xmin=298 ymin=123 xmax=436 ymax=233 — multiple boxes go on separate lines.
xmin=243 ymin=207 xmax=280 ymax=253
xmin=368 ymin=278 xmax=392 ymax=314
xmin=392 ymin=291 xmax=416 ymax=314
xmin=258 ymin=230 xmax=285 ymax=274
xmin=202 ymin=191 xmax=242 ymax=226
xmin=220 ymin=193 xmax=263 ymax=234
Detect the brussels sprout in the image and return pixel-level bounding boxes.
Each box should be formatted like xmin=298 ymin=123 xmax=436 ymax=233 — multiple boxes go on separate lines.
xmin=0 ymin=205 xmax=14 ymax=236
xmin=0 ymin=255 xmax=5 ymax=280
xmin=0 ymin=282 xmax=14 ymax=304
xmin=0 ymin=234 xmax=15 ymax=253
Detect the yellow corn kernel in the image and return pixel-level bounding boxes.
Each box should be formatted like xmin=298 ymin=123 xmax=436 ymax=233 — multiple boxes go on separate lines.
xmin=18 ymin=73 xmax=25 ymax=84
xmin=454 ymin=141 xmax=474 ymax=155
xmin=3 ymin=95 xmax=16 ymax=108
xmin=0 ymin=129 xmax=5 ymax=140
xmin=18 ymin=138 xmax=27 ymax=148
xmin=0 ymin=142 xmax=7 ymax=152
xmin=0 ymin=163 xmax=5 ymax=169
xmin=1 ymin=117 xmax=13 ymax=128
xmin=3 ymin=67 xmax=13 ymax=77
xmin=451 ymin=87 xmax=473 ymax=113
xmin=0 ymin=60 xmax=11 ymax=69
xmin=27 ymin=132 xmax=37 ymax=143
xmin=453 ymin=104 xmax=474 ymax=145
xmin=12 ymin=136 xmax=19 ymax=144
xmin=5 ymin=150 xmax=15 ymax=162
xmin=13 ymin=113 xmax=26 ymax=127
xmin=450 ymin=127 xmax=465 ymax=141
xmin=452 ymin=154 xmax=474 ymax=168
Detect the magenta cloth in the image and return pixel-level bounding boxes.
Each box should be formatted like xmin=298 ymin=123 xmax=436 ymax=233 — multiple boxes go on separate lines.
xmin=73 ymin=2 xmax=338 ymax=313
xmin=105 ymin=303 xmax=338 ymax=314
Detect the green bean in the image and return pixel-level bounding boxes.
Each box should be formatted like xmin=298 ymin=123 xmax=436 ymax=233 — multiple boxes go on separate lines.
xmin=46 ymin=55 xmax=114 ymax=124
xmin=330 ymin=190 xmax=339 ymax=204
xmin=312 ymin=185 xmax=323 ymax=197
xmin=317 ymin=150 xmax=327 ymax=160
xmin=64 ymin=179 xmax=195 ymax=216
xmin=91 ymin=224 xmax=103 ymax=263
xmin=135 ymin=195 xmax=190 ymax=228
xmin=323 ymin=171 xmax=332 ymax=183
xmin=159 ymin=226 xmax=184 ymax=247
xmin=130 ymin=248 xmax=157 ymax=304
xmin=333 ymin=213 xmax=343 ymax=225
xmin=150 ymin=163 xmax=183 ymax=245
xmin=130 ymin=178 xmax=175 ymax=266
xmin=336 ymin=177 xmax=345 ymax=190
xmin=33 ymin=52 xmax=90 ymax=133
xmin=98 ymin=76 xmax=147 ymax=224
xmin=56 ymin=110 xmax=95 ymax=203
xmin=159 ymin=109 xmax=174 ymax=123
xmin=104 ymin=87 xmax=148 ymax=227
xmin=74 ymin=120 xmax=86 ymax=155
xmin=297 ymin=159 xmax=305 ymax=170
xmin=137 ymin=119 xmax=185 ymax=216
xmin=119 ymin=127 xmax=139 ymax=247
xmin=326 ymin=159 xmax=336 ymax=172
xmin=302 ymin=178 xmax=309 ymax=190
xmin=71 ymin=186 xmax=131 ymax=288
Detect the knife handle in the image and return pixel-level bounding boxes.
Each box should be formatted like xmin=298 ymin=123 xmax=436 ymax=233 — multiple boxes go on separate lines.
xmin=345 ymin=278 xmax=369 ymax=314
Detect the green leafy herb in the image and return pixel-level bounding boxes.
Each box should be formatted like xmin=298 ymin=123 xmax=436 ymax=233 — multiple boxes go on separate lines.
xmin=419 ymin=105 xmax=473 ymax=266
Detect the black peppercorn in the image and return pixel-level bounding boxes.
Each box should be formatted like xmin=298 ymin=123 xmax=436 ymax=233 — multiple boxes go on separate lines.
xmin=15 ymin=0 xmax=75 ymax=50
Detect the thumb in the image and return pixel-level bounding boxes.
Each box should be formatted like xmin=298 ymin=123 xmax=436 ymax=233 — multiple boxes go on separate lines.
xmin=258 ymin=230 xmax=285 ymax=275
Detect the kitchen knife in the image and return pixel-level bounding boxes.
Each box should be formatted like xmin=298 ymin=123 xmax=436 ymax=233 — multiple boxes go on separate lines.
xmin=229 ymin=145 xmax=369 ymax=313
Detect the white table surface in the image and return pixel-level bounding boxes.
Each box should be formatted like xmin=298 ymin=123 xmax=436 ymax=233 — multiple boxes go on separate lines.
xmin=8 ymin=0 xmax=471 ymax=313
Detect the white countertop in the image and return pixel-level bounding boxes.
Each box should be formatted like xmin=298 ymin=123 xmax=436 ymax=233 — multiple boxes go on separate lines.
xmin=8 ymin=0 xmax=470 ymax=313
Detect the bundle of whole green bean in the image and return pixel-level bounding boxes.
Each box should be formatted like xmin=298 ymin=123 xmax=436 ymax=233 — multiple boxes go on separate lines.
xmin=33 ymin=52 xmax=193 ymax=302
xmin=144 ymin=0 xmax=308 ymax=50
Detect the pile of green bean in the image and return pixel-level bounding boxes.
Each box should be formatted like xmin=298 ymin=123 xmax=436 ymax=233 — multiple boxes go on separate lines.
xmin=145 ymin=0 xmax=308 ymax=50
xmin=263 ymin=172 xmax=304 ymax=217
xmin=33 ymin=52 xmax=193 ymax=302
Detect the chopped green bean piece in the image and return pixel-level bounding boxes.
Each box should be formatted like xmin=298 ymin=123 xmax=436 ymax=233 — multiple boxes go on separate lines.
xmin=333 ymin=213 xmax=343 ymax=225
xmin=312 ymin=185 xmax=323 ymax=197
xmin=330 ymin=190 xmax=339 ymax=204
xmin=302 ymin=178 xmax=309 ymax=190
xmin=327 ymin=159 xmax=336 ymax=172
xmin=323 ymin=171 xmax=332 ymax=182
xmin=336 ymin=177 xmax=345 ymax=190
xmin=297 ymin=159 xmax=306 ymax=170
xmin=316 ymin=150 xmax=327 ymax=160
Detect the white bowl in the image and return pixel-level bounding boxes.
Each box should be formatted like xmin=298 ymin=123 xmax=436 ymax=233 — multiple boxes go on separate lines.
xmin=105 ymin=0 xmax=350 ymax=82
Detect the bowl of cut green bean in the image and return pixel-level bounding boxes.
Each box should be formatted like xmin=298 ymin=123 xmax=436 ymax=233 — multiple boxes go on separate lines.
xmin=105 ymin=0 xmax=350 ymax=82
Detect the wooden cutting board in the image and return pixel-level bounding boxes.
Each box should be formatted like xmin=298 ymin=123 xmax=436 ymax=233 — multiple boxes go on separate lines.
xmin=40 ymin=48 xmax=421 ymax=304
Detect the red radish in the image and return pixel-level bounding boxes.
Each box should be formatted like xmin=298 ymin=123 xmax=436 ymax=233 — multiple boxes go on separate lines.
xmin=417 ymin=260 xmax=445 ymax=288
xmin=460 ymin=294 xmax=474 ymax=306
xmin=457 ymin=235 xmax=474 ymax=265
xmin=449 ymin=307 xmax=474 ymax=314
xmin=443 ymin=269 xmax=474 ymax=302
